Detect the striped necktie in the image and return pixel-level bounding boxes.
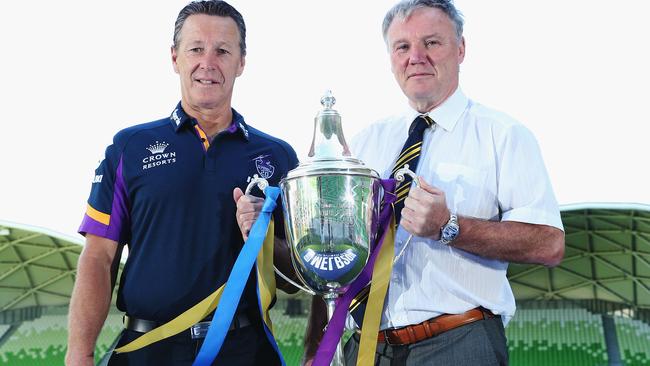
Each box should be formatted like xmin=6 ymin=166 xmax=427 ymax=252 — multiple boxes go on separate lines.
xmin=349 ymin=115 xmax=434 ymax=327
xmin=389 ymin=115 xmax=434 ymax=225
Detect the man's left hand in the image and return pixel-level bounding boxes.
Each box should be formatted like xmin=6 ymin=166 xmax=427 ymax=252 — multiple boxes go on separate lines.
xmin=400 ymin=177 xmax=450 ymax=240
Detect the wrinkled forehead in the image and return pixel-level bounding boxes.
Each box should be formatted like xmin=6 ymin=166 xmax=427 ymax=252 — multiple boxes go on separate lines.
xmin=177 ymin=14 xmax=241 ymax=45
xmin=386 ymin=7 xmax=457 ymax=43
xmin=385 ymin=6 xmax=459 ymax=44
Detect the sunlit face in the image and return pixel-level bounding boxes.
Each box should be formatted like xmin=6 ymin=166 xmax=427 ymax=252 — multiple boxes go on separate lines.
xmin=386 ymin=7 xmax=465 ymax=112
xmin=172 ymin=14 xmax=245 ymax=112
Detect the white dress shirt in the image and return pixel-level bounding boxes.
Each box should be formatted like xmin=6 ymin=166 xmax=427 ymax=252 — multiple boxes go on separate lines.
xmin=349 ymin=87 xmax=563 ymax=328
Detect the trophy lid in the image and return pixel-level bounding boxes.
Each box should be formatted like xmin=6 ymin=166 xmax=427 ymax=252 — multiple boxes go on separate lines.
xmin=286 ymin=90 xmax=379 ymax=180
xmin=286 ymin=156 xmax=379 ymax=179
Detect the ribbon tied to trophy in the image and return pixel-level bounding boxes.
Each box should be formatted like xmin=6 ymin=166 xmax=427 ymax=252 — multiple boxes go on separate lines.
xmin=112 ymin=91 xmax=422 ymax=366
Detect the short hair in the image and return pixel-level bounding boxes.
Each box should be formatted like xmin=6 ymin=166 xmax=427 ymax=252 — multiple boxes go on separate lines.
xmin=173 ymin=0 xmax=247 ymax=56
xmin=382 ymin=0 xmax=464 ymax=42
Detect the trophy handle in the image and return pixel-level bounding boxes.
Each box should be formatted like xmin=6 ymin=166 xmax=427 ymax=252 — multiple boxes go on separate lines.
xmin=393 ymin=164 xmax=420 ymax=187
xmin=274 ymin=267 xmax=316 ymax=295
xmin=245 ymin=174 xmax=269 ymax=195
xmin=244 ymin=175 xmax=317 ymax=295
xmin=392 ymin=164 xmax=418 ymax=264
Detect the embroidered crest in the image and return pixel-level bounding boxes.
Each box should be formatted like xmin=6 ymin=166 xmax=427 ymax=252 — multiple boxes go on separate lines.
xmin=253 ymin=155 xmax=275 ymax=179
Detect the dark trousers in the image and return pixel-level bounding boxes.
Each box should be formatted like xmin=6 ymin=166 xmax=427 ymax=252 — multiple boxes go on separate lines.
xmin=107 ymin=322 xmax=279 ymax=366
xmin=343 ymin=316 xmax=508 ymax=366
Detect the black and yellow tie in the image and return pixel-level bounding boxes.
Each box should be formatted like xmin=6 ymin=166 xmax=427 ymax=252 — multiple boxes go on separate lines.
xmin=389 ymin=115 xmax=434 ymax=225
xmin=349 ymin=115 xmax=434 ymax=325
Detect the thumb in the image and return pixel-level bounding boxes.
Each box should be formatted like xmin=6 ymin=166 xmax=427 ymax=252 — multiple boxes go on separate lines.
xmin=416 ymin=176 xmax=441 ymax=195
xmin=233 ymin=187 xmax=244 ymax=204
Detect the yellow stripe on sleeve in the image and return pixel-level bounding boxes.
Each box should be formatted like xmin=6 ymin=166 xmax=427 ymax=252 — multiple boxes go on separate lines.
xmin=86 ymin=204 xmax=110 ymax=225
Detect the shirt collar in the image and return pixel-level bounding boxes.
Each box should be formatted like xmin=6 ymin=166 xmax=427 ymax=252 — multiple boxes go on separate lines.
xmin=169 ymin=102 xmax=250 ymax=140
xmin=403 ymin=87 xmax=468 ymax=132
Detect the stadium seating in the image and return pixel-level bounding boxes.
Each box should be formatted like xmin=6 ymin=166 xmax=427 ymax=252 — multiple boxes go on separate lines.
xmin=270 ymin=307 xmax=309 ymax=366
xmin=614 ymin=316 xmax=650 ymax=365
xmin=4 ymin=304 xmax=648 ymax=366
xmin=506 ymin=308 xmax=609 ymax=366
xmin=0 ymin=313 xmax=122 ymax=366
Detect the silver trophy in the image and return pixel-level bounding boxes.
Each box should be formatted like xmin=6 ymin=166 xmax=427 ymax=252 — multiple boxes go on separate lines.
xmin=285 ymin=91 xmax=382 ymax=365
xmin=247 ymin=91 xmax=382 ymax=366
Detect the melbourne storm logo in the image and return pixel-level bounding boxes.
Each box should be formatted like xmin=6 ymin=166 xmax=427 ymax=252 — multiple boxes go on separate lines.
xmin=253 ymin=155 xmax=275 ymax=179
xmin=143 ymin=141 xmax=177 ymax=170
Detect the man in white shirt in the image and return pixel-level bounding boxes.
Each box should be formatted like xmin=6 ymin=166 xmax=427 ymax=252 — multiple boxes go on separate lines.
xmin=304 ymin=0 xmax=565 ymax=365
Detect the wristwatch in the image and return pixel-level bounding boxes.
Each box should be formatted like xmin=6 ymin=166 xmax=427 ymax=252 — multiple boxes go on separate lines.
xmin=440 ymin=213 xmax=460 ymax=245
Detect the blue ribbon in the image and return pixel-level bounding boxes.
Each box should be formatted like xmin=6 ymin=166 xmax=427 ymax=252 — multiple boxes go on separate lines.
xmin=192 ymin=186 xmax=280 ymax=366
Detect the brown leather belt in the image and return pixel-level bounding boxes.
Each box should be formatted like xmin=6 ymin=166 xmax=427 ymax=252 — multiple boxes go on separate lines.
xmin=377 ymin=307 xmax=495 ymax=345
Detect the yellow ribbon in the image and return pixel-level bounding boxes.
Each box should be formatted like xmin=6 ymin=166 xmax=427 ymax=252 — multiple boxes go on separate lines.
xmin=115 ymin=218 xmax=275 ymax=353
xmin=256 ymin=219 xmax=276 ymax=331
xmin=356 ymin=214 xmax=396 ymax=366
xmin=115 ymin=283 xmax=225 ymax=353
xmin=114 ymin=219 xmax=278 ymax=354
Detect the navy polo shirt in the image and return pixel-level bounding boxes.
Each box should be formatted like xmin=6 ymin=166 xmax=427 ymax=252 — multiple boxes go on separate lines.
xmin=79 ymin=103 xmax=298 ymax=322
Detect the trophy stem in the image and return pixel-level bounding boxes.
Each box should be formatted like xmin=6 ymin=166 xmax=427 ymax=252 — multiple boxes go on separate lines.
xmin=324 ymin=294 xmax=345 ymax=366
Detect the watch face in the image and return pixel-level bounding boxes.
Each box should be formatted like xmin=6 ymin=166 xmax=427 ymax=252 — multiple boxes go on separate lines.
xmin=442 ymin=224 xmax=459 ymax=241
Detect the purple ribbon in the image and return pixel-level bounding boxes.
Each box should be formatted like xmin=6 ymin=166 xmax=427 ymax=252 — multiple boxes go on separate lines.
xmin=313 ymin=179 xmax=396 ymax=366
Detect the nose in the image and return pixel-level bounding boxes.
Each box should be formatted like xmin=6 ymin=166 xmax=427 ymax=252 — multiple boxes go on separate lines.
xmin=199 ymin=52 xmax=218 ymax=70
xmin=408 ymin=45 xmax=427 ymax=65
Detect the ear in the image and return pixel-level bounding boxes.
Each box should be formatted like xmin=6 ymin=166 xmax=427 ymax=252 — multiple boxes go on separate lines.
xmin=236 ymin=55 xmax=245 ymax=77
xmin=171 ymin=46 xmax=180 ymax=74
xmin=458 ymin=36 xmax=466 ymax=64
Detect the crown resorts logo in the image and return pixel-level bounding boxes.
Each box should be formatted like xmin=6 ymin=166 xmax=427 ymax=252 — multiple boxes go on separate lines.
xmin=143 ymin=141 xmax=177 ymax=170
xmin=146 ymin=141 xmax=169 ymax=154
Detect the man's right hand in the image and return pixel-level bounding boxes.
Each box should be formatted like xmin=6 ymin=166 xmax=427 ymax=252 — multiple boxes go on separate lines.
xmin=233 ymin=187 xmax=264 ymax=240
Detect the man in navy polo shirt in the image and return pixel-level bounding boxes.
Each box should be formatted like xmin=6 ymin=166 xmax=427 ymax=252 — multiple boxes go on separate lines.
xmin=65 ymin=1 xmax=298 ymax=365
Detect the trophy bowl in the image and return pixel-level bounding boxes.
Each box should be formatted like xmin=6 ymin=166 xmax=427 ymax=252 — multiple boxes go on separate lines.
xmin=280 ymin=159 xmax=382 ymax=296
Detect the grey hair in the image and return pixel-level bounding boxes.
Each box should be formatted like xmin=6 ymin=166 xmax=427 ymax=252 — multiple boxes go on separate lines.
xmin=173 ymin=0 xmax=247 ymax=56
xmin=382 ymin=0 xmax=464 ymax=42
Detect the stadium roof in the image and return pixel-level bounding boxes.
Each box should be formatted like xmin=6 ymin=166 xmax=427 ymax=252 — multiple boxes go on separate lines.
xmin=508 ymin=203 xmax=650 ymax=311
xmin=2 ymin=202 xmax=650 ymax=322
xmin=0 ymin=220 xmax=83 ymax=323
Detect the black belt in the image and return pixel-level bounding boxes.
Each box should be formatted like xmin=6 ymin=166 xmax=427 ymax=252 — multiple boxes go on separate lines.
xmin=124 ymin=313 xmax=252 ymax=339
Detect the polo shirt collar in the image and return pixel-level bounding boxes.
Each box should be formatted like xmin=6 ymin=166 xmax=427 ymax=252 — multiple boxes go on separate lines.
xmin=168 ymin=102 xmax=250 ymax=140
xmin=403 ymin=87 xmax=468 ymax=133
xmin=169 ymin=102 xmax=191 ymax=130
xmin=230 ymin=108 xmax=250 ymax=140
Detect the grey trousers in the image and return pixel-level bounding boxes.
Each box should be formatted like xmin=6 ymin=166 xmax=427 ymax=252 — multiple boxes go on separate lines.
xmin=343 ymin=316 xmax=508 ymax=366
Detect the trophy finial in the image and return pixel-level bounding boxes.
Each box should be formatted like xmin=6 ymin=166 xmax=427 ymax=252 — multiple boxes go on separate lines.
xmin=309 ymin=90 xmax=351 ymax=158
xmin=320 ymin=90 xmax=336 ymax=110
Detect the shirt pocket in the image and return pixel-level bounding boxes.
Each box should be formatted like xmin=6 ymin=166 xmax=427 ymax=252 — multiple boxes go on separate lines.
xmin=435 ymin=162 xmax=496 ymax=219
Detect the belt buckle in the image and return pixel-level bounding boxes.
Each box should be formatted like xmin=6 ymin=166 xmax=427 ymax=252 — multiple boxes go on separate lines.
xmin=382 ymin=329 xmax=396 ymax=346
xmin=190 ymin=321 xmax=211 ymax=339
